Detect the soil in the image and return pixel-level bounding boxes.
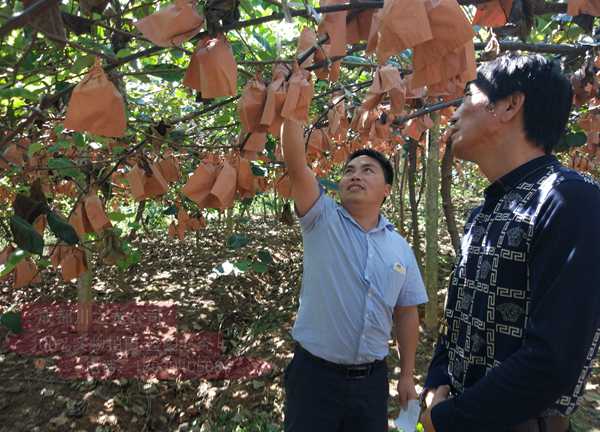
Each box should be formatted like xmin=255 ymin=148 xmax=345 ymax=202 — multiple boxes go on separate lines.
xmin=0 ymin=220 xmax=598 ymax=431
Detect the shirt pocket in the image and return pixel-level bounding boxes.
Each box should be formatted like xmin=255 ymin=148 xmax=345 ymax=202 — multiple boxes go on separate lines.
xmin=384 ymin=261 xmax=406 ymax=307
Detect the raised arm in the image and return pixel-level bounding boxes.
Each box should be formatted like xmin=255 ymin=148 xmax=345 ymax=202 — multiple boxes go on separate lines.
xmin=280 ymin=119 xmax=320 ymax=217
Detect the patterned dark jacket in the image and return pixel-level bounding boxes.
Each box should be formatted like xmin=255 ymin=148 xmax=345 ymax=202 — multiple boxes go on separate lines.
xmin=425 ymin=155 xmax=600 ymax=431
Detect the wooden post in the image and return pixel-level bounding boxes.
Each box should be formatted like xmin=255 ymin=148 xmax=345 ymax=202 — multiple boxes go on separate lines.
xmin=407 ymin=138 xmax=422 ymax=267
xmin=424 ymin=114 xmax=440 ymax=333
xmin=441 ymin=142 xmax=461 ymax=256
xmin=76 ymin=246 xmax=93 ymax=334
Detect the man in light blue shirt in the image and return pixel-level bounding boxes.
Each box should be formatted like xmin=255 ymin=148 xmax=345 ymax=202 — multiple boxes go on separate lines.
xmin=281 ymin=119 xmax=428 ymax=432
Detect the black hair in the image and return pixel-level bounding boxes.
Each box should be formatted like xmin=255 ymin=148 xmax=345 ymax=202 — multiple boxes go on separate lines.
xmin=345 ymin=148 xmax=394 ymax=185
xmin=474 ymin=54 xmax=572 ymax=154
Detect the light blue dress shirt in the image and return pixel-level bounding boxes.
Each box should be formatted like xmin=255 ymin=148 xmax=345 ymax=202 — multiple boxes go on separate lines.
xmin=291 ymin=191 xmax=428 ymax=365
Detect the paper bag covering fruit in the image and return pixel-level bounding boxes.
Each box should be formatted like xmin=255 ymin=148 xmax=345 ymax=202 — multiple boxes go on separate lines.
xmin=313 ymin=44 xmax=341 ymax=82
xmin=50 ymin=245 xmax=72 ymax=269
xmin=235 ymin=157 xmax=257 ymax=199
xmin=84 ymin=193 xmax=112 ymax=233
xmin=472 ymin=0 xmax=513 ymax=27
xmin=22 ymin=0 xmax=66 ymax=45
xmin=242 ymin=132 xmax=267 ymax=160
xmin=361 ymin=65 xmax=406 ymax=115
xmin=403 ymin=74 xmax=427 ymax=99
xmin=568 ymin=0 xmax=600 ymax=16
xmin=0 ymin=142 xmax=26 ymax=169
xmin=297 ymin=27 xmax=317 ymax=68
xmin=367 ymin=0 xmax=433 ymax=64
xmin=411 ymin=0 xmax=474 ymax=89
xmin=181 ymin=161 xmax=218 ymax=207
xmin=69 ymin=193 xmax=112 ymax=236
xmin=0 ymin=245 xmax=14 ymax=282
xmin=328 ymin=93 xmax=349 ymax=142
xmin=318 ymin=0 xmax=347 ymax=58
xmin=33 ymin=214 xmax=47 ymax=236
xmin=347 ymin=9 xmax=374 ymax=44
xmin=371 ymin=111 xmax=392 ymax=142
xmin=260 ymin=64 xmax=290 ymax=136
xmin=157 ymin=154 xmax=181 ymax=183
xmin=332 ymin=144 xmax=350 ymax=164
xmin=204 ymin=159 xmax=237 ymax=208
xmin=187 ymin=215 xmax=206 ymax=231
xmin=413 ymin=39 xmax=476 ymax=91
xmin=281 ymin=64 xmax=314 ymax=123
xmin=134 ymin=0 xmax=204 ymax=47
xmin=14 ymin=258 xmax=41 ymax=289
xmin=126 ymin=160 xmax=169 ymax=201
xmin=64 ymin=58 xmax=127 ymax=137
xmin=60 ymin=246 xmax=88 ymax=282
xmin=182 ymin=157 xmax=237 ymax=209
xmin=308 ymin=128 xmax=332 ymax=155
xmin=404 ymin=115 xmax=435 ymax=141
xmin=238 ymin=76 xmax=268 ymax=133
xmin=184 ymin=35 xmax=237 ymax=99
xmin=350 ymin=107 xmax=382 ymax=139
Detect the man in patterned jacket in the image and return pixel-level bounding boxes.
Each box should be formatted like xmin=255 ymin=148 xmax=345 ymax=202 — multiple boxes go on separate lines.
xmin=421 ymin=54 xmax=600 ymax=432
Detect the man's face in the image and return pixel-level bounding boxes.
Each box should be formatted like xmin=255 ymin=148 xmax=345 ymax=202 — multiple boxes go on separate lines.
xmin=449 ymin=82 xmax=499 ymax=161
xmin=339 ymin=155 xmax=391 ymax=208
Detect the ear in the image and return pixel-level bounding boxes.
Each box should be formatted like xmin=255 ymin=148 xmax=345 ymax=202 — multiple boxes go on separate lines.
xmin=499 ymin=92 xmax=525 ymax=123
xmin=383 ymin=183 xmax=392 ymax=197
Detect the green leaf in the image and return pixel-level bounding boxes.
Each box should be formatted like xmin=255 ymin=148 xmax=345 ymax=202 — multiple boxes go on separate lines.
xmin=47 ymin=211 xmax=79 ymax=245
xmin=556 ymin=132 xmax=587 ymax=152
xmin=0 ymin=311 xmax=22 ymax=334
xmin=318 ymin=178 xmax=339 ymax=191
xmin=227 ymin=233 xmax=249 ymax=249
xmin=257 ymin=250 xmax=273 ymax=265
xmin=252 ymin=261 xmax=268 ymax=273
xmin=47 ymin=157 xmax=84 ymax=185
xmin=116 ymin=242 xmax=141 ymax=271
xmin=168 ymin=129 xmax=186 ymax=143
xmin=252 ymin=31 xmax=274 ymax=55
xmin=27 ymin=142 xmax=43 ymax=157
xmin=10 ymin=215 xmax=44 ymax=255
xmin=37 ymin=258 xmax=51 ymax=269
xmin=72 ymin=132 xmax=86 ymax=148
xmin=251 ymin=164 xmax=267 ymax=177
xmin=0 ymin=88 xmax=38 ymax=102
xmin=565 ymin=132 xmax=587 ymax=147
xmin=47 ymin=139 xmax=71 ymax=153
xmin=343 ymin=55 xmax=370 ymax=65
xmin=142 ymin=64 xmax=185 ymax=82
xmin=107 ymin=211 xmax=128 ymax=222
xmin=162 ymin=205 xmax=178 ymax=216
xmin=234 ymin=260 xmax=253 ymax=272
xmin=70 ymin=54 xmax=95 ymax=73
xmin=0 ymin=249 xmax=27 ymax=277
xmin=116 ymin=48 xmax=133 ymax=58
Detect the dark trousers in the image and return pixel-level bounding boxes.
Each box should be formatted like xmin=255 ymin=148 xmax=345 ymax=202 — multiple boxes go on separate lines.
xmin=284 ymin=344 xmax=389 ymax=432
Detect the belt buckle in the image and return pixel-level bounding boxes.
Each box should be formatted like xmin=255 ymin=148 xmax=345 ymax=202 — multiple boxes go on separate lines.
xmin=346 ymin=364 xmax=372 ymax=379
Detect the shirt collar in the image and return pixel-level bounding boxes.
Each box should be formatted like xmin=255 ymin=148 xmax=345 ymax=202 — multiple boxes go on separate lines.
xmin=484 ymin=154 xmax=559 ymax=199
xmin=337 ymin=204 xmax=394 ymax=233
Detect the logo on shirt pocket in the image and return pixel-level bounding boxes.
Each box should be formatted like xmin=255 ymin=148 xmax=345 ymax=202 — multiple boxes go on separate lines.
xmin=385 ymin=262 xmax=406 ymax=306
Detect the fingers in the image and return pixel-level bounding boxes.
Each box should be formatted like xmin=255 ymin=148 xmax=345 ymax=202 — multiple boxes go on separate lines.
xmin=431 ymin=385 xmax=451 ymax=406
xmin=437 ymin=385 xmax=450 ymax=398
xmin=399 ymin=392 xmax=408 ymax=410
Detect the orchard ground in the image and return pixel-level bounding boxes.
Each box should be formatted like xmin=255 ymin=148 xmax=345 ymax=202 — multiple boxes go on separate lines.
xmin=0 ymin=220 xmax=599 ymax=432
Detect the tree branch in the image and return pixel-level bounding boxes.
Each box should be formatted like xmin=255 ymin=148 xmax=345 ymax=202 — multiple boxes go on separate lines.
xmin=474 ymin=40 xmax=594 ymax=55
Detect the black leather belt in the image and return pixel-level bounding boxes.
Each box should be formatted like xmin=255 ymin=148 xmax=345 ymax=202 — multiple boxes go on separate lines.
xmin=296 ymin=343 xmax=386 ymax=379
